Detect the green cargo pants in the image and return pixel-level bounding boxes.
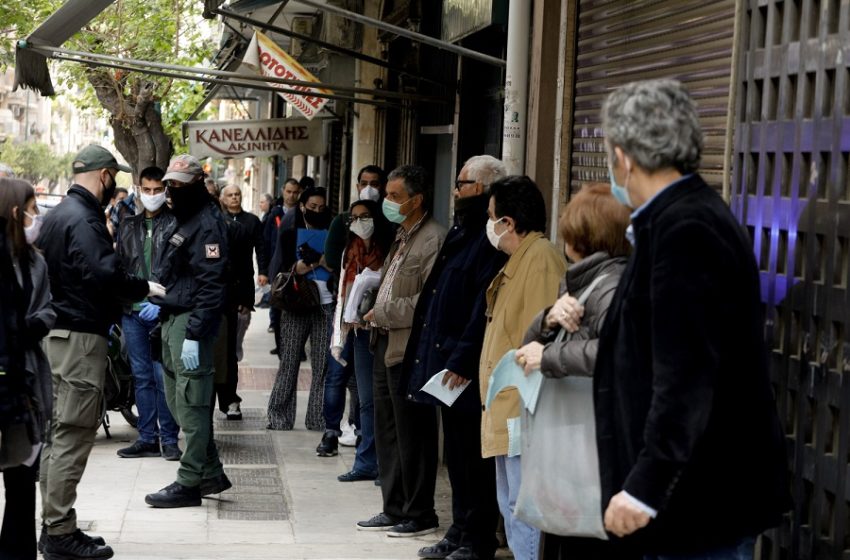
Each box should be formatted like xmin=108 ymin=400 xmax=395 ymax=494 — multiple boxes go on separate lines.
xmin=161 ymin=312 xmax=223 ymax=487
xmin=40 ymin=330 xmax=108 ymax=535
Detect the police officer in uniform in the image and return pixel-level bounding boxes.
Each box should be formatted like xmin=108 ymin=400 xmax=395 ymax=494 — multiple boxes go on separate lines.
xmin=144 ymin=155 xmax=232 ymax=508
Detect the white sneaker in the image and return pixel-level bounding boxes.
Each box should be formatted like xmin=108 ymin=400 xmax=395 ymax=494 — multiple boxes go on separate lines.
xmin=339 ymin=422 xmax=357 ymax=447
xmin=226 ymin=402 xmax=242 ymax=420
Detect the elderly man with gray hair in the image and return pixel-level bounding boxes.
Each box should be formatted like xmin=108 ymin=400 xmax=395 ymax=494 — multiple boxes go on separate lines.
xmin=405 ymin=154 xmax=508 ymax=560
xmin=594 ymin=79 xmax=789 ymax=558
xmin=0 ymin=163 xmax=14 ymax=178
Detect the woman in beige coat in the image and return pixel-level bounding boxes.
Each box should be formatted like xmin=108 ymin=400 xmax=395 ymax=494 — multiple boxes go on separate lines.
xmin=479 ymin=176 xmax=566 ymax=560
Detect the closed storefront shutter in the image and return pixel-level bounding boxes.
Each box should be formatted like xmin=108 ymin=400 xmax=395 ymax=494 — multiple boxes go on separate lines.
xmin=568 ymin=0 xmax=735 ymax=195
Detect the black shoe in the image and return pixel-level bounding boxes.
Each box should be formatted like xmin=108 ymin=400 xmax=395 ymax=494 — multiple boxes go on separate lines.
xmin=316 ymin=430 xmax=339 ymax=457
xmin=446 ymin=547 xmax=483 ymax=560
xmin=39 ymin=528 xmax=106 ymax=554
xmin=356 ymin=512 xmax=399 ymax=531
xmin=269 ymin=347 xmax=279 ymax=355
xmin=337 ymin=469 xmax=378 ymax=482
xmin=374 ymin=477 xmax=381 ymax=486
xmin=42 ymin=531 xmax=113 ymax=559
xmin=200 ymin=473 xmax=232 ymax=497
xmin=387 ymin=518 xmax=439 ymax=538
xmin=144 ymin=481 xmax=202 ymax=508
xmin=161 ymin=443 xmax=182 ymax=461
xmin=418 ymin=537 xmax=459 ymax=559
xmin=116 ymin=440 xmax=160 ymax=458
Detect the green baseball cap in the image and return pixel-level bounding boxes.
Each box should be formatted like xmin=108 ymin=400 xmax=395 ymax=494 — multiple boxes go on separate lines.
xmin=71 ymin=144 xmax=132 ymax=174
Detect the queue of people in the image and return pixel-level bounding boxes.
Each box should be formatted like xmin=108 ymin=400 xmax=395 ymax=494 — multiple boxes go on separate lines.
xmin=0 ymin=79 xmax=790 ymax=560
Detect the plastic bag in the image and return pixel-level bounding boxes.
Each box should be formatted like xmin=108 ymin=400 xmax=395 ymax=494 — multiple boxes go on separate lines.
xmin=515 ymin=375 xmax=608 ymax=539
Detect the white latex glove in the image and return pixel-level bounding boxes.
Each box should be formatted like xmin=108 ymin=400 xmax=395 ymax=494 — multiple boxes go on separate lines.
xmin=181 ymin=339 xmax=200 ymax=371
xmin=147 ymin=281 xmax=166 ymax=298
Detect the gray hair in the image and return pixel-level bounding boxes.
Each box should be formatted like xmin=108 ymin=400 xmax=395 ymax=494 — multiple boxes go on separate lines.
xmin=221 ymin=184 xmax=241 ymax=196
xmin=463 ymin=155 xmax=506 ymax=189
xmin=388 ymin=165 xmax=429 ymax=201
xmin=601 ymin=79 xmax=703 ymax=174
xmin=261 ymin=193 xmax=273 ymax=203
xmin=0 ymin=163 xmax=14 ymax=178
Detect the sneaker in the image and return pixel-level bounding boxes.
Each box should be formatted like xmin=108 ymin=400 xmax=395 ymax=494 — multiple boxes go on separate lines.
xmin=339 ymin=423 xmax=358 ymax=446
xmin=316 ymin=430 xmax=339 ymax=457
xmin=337 ymin=469 xmax=378 ymax=482
xmin=418 ymin=537 xmax=459 ymax=559
xmin=117 ymin=440 xmax=160 ymax=458
xmin=226 ymin=402 xmax=243 ymax=420
xmin=161 ymin=443 xmax=182 ymax=461
xmin=42 ymin=531 xmax=113 ymax=559
xmin=387 ymin=518 xmax=439 ymax=538
xmin=200 ymin=473 xmax=233 ymax=497
xmin=144 ymin=481 xmax=202 ymax=508
xmin=356 ymin=512 xmax=399 ymax=531
xmin=39 ymin=527 xmax=105 ymax=554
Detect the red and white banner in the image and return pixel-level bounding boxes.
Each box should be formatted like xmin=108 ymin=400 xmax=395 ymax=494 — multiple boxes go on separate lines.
xmin=186 ymin=118 xmax=324 ymax=159
xmin=242 ymin=31 xmax=331 ymax=120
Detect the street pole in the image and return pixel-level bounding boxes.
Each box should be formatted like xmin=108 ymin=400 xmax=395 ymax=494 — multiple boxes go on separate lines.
xmin=501 ymin=0 xmax=531 ymax=175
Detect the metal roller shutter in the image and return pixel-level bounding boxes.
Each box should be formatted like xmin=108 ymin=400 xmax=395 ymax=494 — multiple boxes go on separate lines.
xmin=568 ymin=0 xmax=735 ymax=195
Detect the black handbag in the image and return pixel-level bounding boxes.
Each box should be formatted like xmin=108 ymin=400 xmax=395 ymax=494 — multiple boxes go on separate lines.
xmin=270 ymin=264 xmax=321 ymax=314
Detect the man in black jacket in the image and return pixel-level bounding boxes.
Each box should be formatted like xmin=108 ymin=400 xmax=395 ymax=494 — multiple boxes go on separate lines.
xmin=115 ymin=166 xmax=181 ymax=460
xmin=404 ymin=156 xmax=507 ymax=560
xmin=144 ymin=154 xmax=231 ymax=508
xmin=595 ymin=79 xmax=789 ymax=558
xmin=37 ymin=145 xmax=158 ymax=559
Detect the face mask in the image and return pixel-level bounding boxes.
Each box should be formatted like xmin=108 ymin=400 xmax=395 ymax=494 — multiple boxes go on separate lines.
xmin=608 ymin=159 xmax=633 ymax=208
xmin=140 ymin=192 xmax=167 ymax=212
xmin=486 ymin=217 xmax=507 ymax=250
xmin=382 ymin=197 xmax=411 ymax=224
xmin=349 ymin=217 xmax=375 ymax=240
xmin=359 ymin=186 xmax=380 ymax=202
xmin=168 ymin=181 xmax=209 ymax=222
xmin=304 ymin=208 xmax=331 ymax=229
xmin=101 ymin=172 xmax=117 ymax=207
xmin=23 ymin=212 xmax=42 ymax=245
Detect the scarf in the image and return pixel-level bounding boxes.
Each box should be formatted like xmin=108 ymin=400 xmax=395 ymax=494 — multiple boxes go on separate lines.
xmin=342 ymin=236 xmax=384 ymax=299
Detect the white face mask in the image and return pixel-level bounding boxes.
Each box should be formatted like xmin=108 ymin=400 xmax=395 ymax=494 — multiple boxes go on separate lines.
xmin=140 ymin=192 xmax=167 ymax=212
xmin=359 ymin=185 xmax=380 ymax=201
xmin=486 ymin=217 xmax=507 ymax=250
xmin=23 ymin=212 xmax=43 ymax=245
xmin=349 ymin=217 xmax=375 ymax=240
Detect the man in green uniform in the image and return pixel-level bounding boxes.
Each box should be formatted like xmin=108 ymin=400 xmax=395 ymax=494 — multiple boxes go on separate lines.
xmin=144 ymin=154 xmax=232 ymax=508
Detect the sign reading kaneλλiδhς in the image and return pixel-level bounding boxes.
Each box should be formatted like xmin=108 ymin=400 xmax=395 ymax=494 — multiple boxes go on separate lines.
xmin=186 ymin=118 xmax=324 ymax=159
xmin=241 ymin=31 xmax=332 ymax=120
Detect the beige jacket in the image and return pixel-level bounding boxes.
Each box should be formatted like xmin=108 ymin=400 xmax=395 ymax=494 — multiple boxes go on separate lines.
xmin=372 ymin=216 xmax=447 ymax=367
xmin=479 ymin=232 xmax=566 ymax=458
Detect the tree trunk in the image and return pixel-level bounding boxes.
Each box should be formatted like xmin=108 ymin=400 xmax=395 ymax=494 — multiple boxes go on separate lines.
xmin=86 ymin=70 xmax=173 ymax=184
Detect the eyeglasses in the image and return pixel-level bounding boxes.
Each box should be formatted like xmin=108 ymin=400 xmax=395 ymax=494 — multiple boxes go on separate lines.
xmin=359 ymin=180 xmax=381 ymax=188
xmin=454 ymin=180 xmax=476 ymax=191
xmin=347 ymin=214 xmax=372 ymax=224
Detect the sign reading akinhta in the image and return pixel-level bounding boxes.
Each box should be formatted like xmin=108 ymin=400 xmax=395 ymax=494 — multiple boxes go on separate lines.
xmin=186 ymin=118 xmax=324 ymax=159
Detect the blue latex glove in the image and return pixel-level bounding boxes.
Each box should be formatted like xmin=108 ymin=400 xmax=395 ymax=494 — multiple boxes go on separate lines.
xmin=181 ymin=339 xmax=200 ymax=371
xmin=138 ymin=302 xmax=160 ymax=323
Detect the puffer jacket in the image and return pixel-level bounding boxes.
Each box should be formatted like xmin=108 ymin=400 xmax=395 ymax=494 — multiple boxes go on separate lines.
xmin=522 ymin=252 xmax=627 ymax=377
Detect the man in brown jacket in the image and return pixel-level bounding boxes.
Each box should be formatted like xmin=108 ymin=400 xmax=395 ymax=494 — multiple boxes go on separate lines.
xmin=358 ymin=165 xmax=447 ymax=537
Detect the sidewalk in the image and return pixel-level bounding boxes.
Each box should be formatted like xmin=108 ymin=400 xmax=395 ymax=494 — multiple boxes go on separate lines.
xmin=10 ymin=309 xmax=465 ymax=559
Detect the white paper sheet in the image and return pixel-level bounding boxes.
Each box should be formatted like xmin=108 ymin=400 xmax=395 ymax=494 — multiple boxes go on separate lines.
xmin=420 ymin=369 xmax=469 ymax=407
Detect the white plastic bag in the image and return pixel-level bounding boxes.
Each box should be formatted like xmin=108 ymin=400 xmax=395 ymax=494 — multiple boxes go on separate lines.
xmin=515 ymin=375 xmax=608 ymax=539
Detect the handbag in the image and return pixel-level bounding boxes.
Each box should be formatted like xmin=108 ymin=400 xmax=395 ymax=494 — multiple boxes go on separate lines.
xmin=357 ymin=287 xmax=378 ymax=322
xmin=515 ymin=274 xmax=610 ymax=539
xmin=270 ymin=264 xmax=321 ymax=314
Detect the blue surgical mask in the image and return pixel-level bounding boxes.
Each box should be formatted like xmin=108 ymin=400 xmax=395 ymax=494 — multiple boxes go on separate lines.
xmin=608 ymin=162 xmax=633 ymax=208
xmin=382 ymin=197 xmax=411 ymax=224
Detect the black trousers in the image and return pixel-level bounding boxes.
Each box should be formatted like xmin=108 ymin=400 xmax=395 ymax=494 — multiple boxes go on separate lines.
xmin=1 ymin=461 xmax=38 ymax=560
xmin=214 ymin=309 xmax=241 ymax=412
xmin=373 ymin=334 xmax=438 ymax=522
xmin=442 ymin=402 xmax=499 ymax=557
xmin=541 ymin=533 xmax=638 ymax=560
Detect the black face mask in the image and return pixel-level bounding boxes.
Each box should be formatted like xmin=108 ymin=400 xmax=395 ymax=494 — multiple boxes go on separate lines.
xmin=304 ymin=208 xmax=331 ymax=229
xmin=168 ymin=180 xmax=209 ymax=222
xmin=101 ymin=173 xmax=117 ymax=207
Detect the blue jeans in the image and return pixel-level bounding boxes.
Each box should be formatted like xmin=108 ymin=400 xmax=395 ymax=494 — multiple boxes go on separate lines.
xmin=495 ymin=454 xmax=539 ymax=560
xmin=122 ymin=312 xmax=179 ymax=445
xmin=644 ymin=537 xmax=756 ymax=560
xmin=323 ymin=331 xmax=360 ymax=431
xmin=351 ymin=329 xmax=377 ymax=476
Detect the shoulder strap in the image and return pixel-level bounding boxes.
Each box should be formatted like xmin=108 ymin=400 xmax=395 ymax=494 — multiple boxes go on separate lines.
xmin=553 ymin=273 xmax=609 ymax=344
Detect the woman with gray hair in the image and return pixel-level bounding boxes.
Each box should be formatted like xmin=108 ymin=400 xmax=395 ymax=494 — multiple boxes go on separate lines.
xmin=594 ymin=79 xmax=788 ymax=558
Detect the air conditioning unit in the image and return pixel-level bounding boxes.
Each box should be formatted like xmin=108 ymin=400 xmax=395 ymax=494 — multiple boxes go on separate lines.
xmin=290 ymin=16 xmax=316 ymax=58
